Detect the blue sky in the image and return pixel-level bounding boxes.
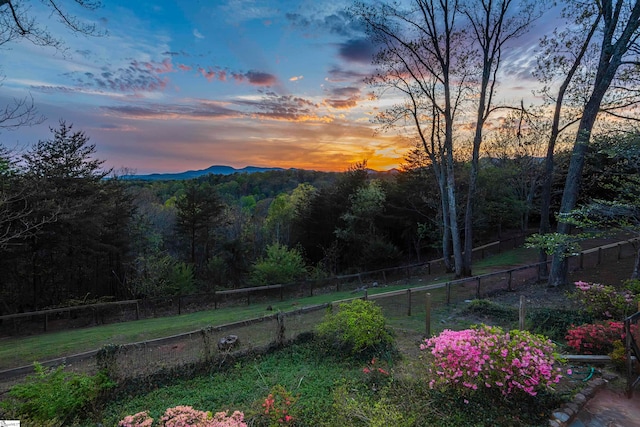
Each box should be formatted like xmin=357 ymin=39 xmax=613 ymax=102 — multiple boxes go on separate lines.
xmin=1 ymin=0 xmax=553 ymax=174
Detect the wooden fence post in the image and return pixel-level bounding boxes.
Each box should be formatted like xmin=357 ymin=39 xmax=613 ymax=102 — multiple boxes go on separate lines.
xmin=276 ymin=313 xmax=285 ymax=347
xmin=598 ymin=247 xmax=602 ymax=265
xmin=476 ymin=277 xmax=481 ymax=299
xmin=508 ymin=271 xmax=513 ymax=292
xmin=407 ymin=289 xmax=412 ymax=316
xmin=446 ymin=282 xmax=451 ymax=305
xmin=519 ymin=295 xmax=526 ymax=330
xmin=364 ymin=289 xmax=368 ymax=301
xmin=425 ymin=293 xmax=432 ymax=338
xmin=135 ymin=301 xmax=140 ymax=320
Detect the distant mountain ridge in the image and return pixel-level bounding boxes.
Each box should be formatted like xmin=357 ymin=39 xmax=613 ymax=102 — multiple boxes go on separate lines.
xmin=123 ymin=165 xmax=287 ymax=181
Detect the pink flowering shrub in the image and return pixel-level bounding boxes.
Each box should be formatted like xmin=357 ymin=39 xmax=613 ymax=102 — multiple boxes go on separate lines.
xmin=571 ymin=281 xmax=636 ymax=319
xmin=118 ymin=406 xmax=246 ymax=427
xmin=119 ymin=411 xmax=154 ymax=427
xmin=421 ymin=325 xmax=563 ymax=397
xmin=566 ymin=321 xmax=637 ymax=355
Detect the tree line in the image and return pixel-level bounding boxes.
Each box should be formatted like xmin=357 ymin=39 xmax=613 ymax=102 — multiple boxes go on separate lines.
xmin=2 ymin=0 xmax=640 ymax=311
xmin=1 ymin=120 xmax=637 ymax=313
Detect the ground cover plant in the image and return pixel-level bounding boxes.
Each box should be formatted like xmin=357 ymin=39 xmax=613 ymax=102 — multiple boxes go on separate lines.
xmin=0 ymin=362 xmax=114 ymax=426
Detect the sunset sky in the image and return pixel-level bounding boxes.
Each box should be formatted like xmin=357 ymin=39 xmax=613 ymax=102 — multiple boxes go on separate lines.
xmin=1 ymin=0 xmax=556 ymax=174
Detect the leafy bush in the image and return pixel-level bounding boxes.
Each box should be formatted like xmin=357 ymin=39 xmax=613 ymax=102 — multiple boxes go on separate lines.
xmin=316 ymin=299 xmax=394 ymax=358
xmin=250 ymin=243 xmax=307 ymax=286
xmin=328 ymin=384 xmax=414 ymax=427
xmin=571 ymin=281 xmax=636 ymax=319
xmin=527 ymin=308 xmax=594 ymax=342
xmin=565 ymin=321 xmax=637 ymax=355
xmin=421 ymin=325 xmax=563 ymax=397
xmin=622 ymin=279 xmax=640 ymax=297
xmin=361 ymin=357 xmax=391 ymax=392
xmin=253 ymin=385 xmax=297 ymax=427
xmin=0 ymin=362 xmax=113 ymax=425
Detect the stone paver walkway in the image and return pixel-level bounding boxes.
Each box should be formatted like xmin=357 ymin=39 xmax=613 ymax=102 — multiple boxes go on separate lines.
xmin=569 ymin=387 xmax=640 ymax=427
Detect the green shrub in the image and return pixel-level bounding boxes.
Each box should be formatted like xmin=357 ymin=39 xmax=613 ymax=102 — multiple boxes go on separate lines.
xmin=622 ymin=279 xmax=640 ymax=297
xmin=0 ymin=362 xmax=113 ymax=425
xmin=316 ymin=299 xmax=394 ymax=358
xmin=571 ymin=281 xmax=635 ymax=319
xmin=250 ymin=243 xmax=307 ymax=286
xmin=528 ymin=308 xmax=594 ymax=342
xmin=327 ymin=384 xmax=414 ymax=427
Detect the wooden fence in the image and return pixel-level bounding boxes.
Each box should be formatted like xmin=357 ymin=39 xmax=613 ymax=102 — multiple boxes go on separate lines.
xmin=0 ymin=234 xmax=528 ymax=336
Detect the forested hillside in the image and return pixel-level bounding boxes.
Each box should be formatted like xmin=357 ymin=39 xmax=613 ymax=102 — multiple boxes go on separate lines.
xmin=1 ymin=122 xmax=638 ymax=313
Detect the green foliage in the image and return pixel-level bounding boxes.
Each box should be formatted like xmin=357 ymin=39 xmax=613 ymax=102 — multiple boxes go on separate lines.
xmin=525 ymin=232 xmax=586 ymax=258
xmin=316 ymin=299 xmax=394 ymax=358
xmin=130 ymin=253 xmax=195 ymax=297
xmin=250 ymin=243 xmax=307 ymax=286
xmin=527 ymin=308 xmax=594 ymax=342
xmin=98 ymin=340 xmax=356 ymax=427
xmin=167 ymin=261 xmax=196 ymax=294
xmin=0 ymin=362 xmax=113 ymax=425
xmin=328 ymin=384 xmax=413 ymax=427
xmin=623 ymin=279 xmax=640 ymax=296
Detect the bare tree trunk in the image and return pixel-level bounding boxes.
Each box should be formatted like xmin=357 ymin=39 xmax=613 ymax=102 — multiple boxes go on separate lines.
xmin=632 ymin=246 xmax=640 ymax=280
xmin=441 ymin=179 xmax=453 ymax=272
xmin=446 ymin=153 xmax=464 ymax=278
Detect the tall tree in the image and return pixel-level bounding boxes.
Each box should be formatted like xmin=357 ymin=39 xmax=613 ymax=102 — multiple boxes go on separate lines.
xmin=13 ymin=121 xmax=128 ymax=308
xmin=547 ymin=0 xmax=640 ymax=285
xmin=353 ymin=0 xmax=540 ymax=277
xmin=460 ymin=0 xmax=542 ymax=275
xmin=534 ymin=2 xmax=602 ymax=277
xmin=175 ymin=181 xmax=224 ymax=267
xmin=353 ymin=0 xmax=468 ymax=276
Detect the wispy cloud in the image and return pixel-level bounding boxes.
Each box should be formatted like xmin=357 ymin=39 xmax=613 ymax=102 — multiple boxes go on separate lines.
xmin=193 ymin=29 xmax=204 ymax=39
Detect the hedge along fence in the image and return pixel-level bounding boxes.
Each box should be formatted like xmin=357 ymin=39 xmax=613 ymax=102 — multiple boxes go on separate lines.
xmin=1 ymin=236 xmax=638 ymax=396
xmin=0 ymin=234 xmax=527 ymax=337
